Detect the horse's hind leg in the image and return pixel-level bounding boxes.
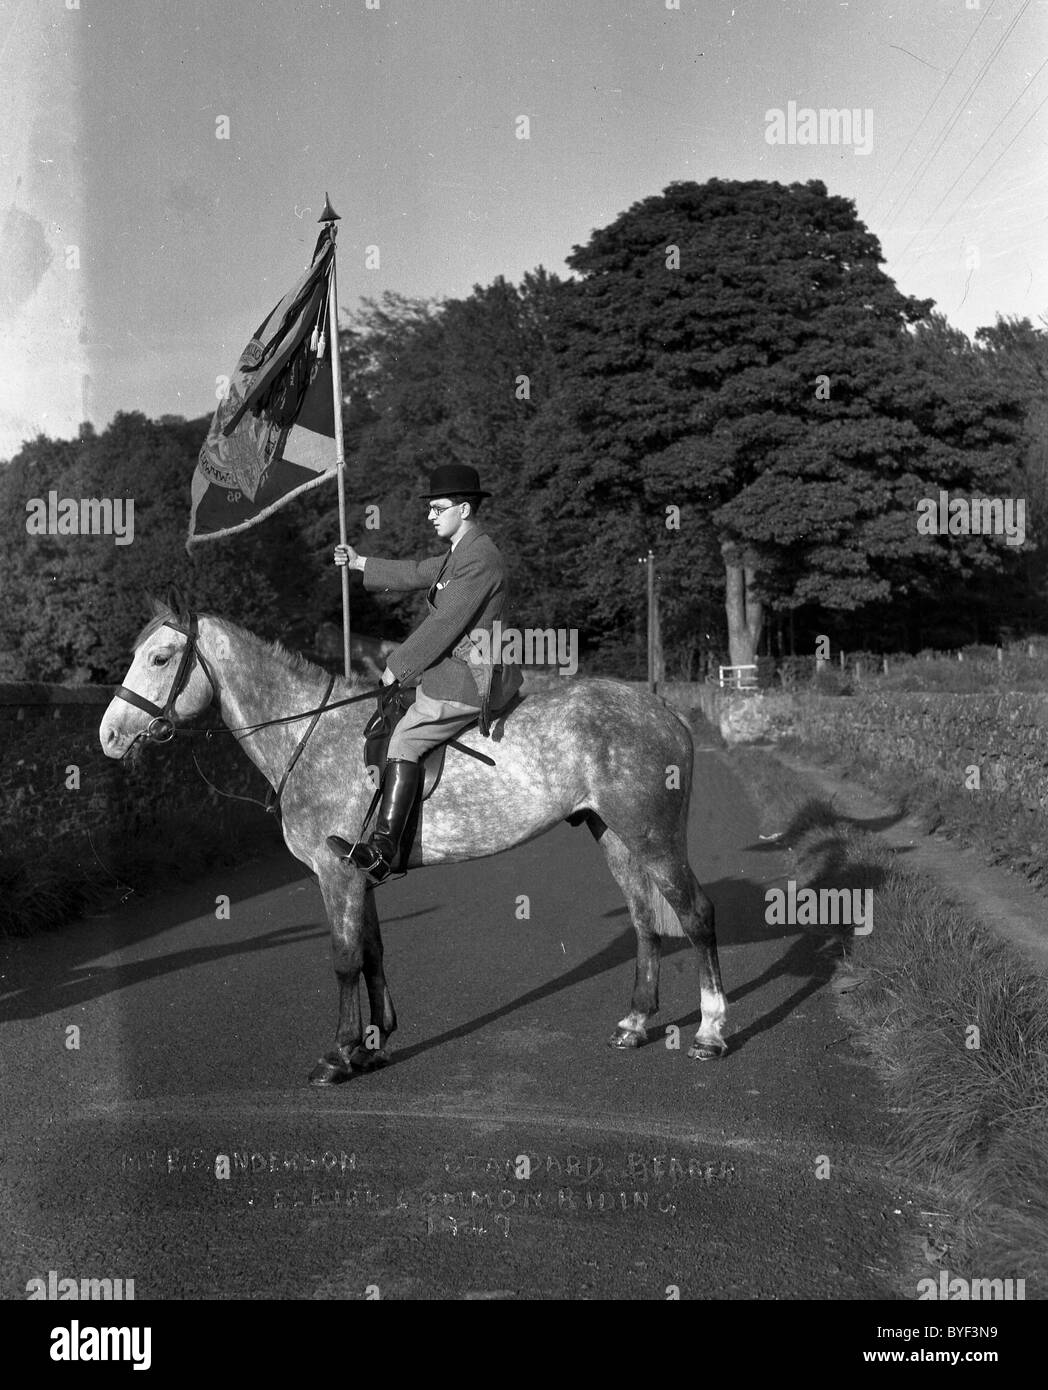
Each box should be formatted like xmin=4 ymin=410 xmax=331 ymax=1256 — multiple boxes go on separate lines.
xmin=346 ymin=887 xmax=397 ymax=1073
xmin=652 ymin=859 xmax=728 ymax=1060
xmin=588 ymin=817 xmax=728 ymax=1060
xmin=588 ymin=819 xmax=662 ymax=1049
xmin=309 ymin=866 xmax=368 ymax=1085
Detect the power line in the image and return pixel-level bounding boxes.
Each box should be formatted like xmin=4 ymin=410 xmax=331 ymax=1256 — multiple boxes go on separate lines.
xmin=884 ymin=0 xmax=1032 ymax=227
xmin=870 ymin=0 xmax=999 ymax=216
xmin=884 ymin=0 xmax=1034 ymax=229
xmin=894 ymin=56 xmax=1048 ymax=268
xmin=905 ymin=84 xmax=1048 ymax=268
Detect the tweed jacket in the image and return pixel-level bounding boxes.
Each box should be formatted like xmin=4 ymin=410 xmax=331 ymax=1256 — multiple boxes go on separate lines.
xmin=363 ymin=525 xmax=520 ymax=709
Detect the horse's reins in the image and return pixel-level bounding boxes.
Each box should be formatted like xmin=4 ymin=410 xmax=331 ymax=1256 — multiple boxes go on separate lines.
xmin=112 ymin=615 xmax=495 ymax=818
xmin=115 ymin=615 xmax=383 ymax=741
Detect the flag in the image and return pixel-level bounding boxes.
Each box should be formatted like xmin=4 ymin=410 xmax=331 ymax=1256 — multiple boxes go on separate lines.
xmin=188 ymin=227 xmax=341 ymax=545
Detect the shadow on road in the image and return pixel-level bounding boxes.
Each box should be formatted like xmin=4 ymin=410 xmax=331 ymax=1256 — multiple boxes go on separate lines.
xmin=2 ymin=787 xmax=890 ymax=1061
xmin=0 ymin=869 xmax=857 ymax=1064
xmin=381 ymin=862 xmax=851 ymax=1064
xmin=0 ymin=902 xmax=437 ymax=1024
xmin=0 ymin=920 xmax=327 ymax=1023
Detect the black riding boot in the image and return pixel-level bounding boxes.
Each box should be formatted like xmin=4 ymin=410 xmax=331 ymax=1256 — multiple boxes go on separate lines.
xmin=332 ymin=759 xmax=422 ymax=885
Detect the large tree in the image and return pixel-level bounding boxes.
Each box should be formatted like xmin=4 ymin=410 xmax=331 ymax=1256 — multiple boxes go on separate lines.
xmin=522 ymin=178 xmax=1025 ymax=667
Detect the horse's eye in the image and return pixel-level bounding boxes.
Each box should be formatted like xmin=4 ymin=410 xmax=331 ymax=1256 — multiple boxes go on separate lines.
xmin=152 ymin=653 xmax=170 ymax=667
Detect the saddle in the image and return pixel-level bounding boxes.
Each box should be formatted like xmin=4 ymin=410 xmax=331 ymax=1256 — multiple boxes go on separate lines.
xmin=350 ymin=682 xmax=516 ymax=873
xmin=363 ymin=684 xmax=473 ymax=801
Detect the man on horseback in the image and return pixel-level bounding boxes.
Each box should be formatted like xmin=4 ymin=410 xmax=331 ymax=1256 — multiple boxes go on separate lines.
xmin=328 ymin=464 xmax=521 ymax=884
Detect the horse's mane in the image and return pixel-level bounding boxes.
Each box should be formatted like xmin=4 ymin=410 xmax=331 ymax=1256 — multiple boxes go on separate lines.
xmin=132 ymin=597 xmax=364 ymax=689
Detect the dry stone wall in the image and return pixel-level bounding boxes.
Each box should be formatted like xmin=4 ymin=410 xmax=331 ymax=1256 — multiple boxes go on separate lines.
xmin=0 ymin=684 xmax=278 ymax=869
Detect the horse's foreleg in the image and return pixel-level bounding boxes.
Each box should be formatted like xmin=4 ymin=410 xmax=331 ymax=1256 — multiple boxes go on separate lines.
xmin=309 ymin=868 xmax=368 ymax=1085
xmin=347 ymin=888 xmax=397 ymax=1073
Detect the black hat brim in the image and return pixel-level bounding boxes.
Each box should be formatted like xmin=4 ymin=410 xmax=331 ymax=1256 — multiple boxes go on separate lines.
xmin=418 ymin=490 xmax=492 ymax=499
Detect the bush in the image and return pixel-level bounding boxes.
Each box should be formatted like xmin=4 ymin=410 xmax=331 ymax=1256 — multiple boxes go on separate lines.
xmin=0 ymin=852 xmax=110 ymax=936
xmin=811 ymin=667 xmax=853 ymax=696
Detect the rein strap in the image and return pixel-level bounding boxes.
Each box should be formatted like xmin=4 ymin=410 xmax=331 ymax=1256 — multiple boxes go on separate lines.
xmin=266 ymin=672 xmax=337 ymax=817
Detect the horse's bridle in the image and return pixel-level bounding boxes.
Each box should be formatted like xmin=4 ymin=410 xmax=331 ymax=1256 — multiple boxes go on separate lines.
xmin=113 ymin=614 xmax=216 ymax=744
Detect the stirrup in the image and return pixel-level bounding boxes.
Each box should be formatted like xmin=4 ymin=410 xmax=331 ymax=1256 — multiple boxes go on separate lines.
xmin=349 ymin=842 xmax=393 ymax=885
xmin=326 ymin=835 xmax=392 ymax=885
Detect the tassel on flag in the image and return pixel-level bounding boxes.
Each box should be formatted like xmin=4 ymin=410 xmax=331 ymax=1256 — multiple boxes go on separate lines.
xmin=187 ymin=225 xmax=340 ymax=546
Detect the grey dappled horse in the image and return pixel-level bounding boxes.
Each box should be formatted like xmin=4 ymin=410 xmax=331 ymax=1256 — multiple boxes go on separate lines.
xmin=99 ymin=602 xmax=728 ymax=1083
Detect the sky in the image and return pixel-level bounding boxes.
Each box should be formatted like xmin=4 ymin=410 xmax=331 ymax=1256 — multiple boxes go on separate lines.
xmin=1 ymin=0 xmax=1046 ymax=460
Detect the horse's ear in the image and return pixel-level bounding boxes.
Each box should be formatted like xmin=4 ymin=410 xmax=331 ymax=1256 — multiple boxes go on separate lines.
xmin=164 ymin=585 xmax=190 ymax=623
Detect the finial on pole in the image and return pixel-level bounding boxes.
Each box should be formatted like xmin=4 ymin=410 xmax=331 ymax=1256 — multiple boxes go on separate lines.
xmin=318 ymin=192 xmax=340 ymax=223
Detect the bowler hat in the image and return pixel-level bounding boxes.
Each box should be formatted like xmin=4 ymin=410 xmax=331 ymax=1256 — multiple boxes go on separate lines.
xmin=418 ymin=464 xmax=491 ymax=499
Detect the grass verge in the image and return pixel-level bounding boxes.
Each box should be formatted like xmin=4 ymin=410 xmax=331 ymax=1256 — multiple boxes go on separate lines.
xmin=727 ymin=744 xmax=1048 ymax=1291
xmin=776 ymin=732 xmax=1048 ymax=897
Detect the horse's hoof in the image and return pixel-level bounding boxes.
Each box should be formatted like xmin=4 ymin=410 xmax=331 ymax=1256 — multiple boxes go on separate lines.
xmin=608 ymin=1026 xmax=646 ymax=1049
xmin=687 ymin=1038 xmax=728 ymax=1061
xmin=308 ymin=1053 xmax=354 ymax=1085
xmin=349 ymin=1044 xmax=391 ymax=1072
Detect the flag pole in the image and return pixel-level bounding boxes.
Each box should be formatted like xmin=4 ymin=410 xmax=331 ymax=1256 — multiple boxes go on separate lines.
xmin=647 ymin=548 xmax=655 ymax=693
xmin=319 ymin=194 xmax=351 ymax=679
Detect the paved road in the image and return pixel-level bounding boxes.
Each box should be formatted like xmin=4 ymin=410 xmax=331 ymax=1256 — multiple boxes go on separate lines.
xmin=1 ymin=745 xmax=926 ymax=1300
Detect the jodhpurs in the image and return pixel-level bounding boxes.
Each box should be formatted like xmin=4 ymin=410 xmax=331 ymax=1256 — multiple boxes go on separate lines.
xmin=386 ymin=689 xmax=479 ymax=763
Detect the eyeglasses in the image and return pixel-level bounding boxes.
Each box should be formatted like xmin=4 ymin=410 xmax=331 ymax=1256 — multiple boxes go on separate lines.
xmin=427 ymin=502 xmax=462 ymax=516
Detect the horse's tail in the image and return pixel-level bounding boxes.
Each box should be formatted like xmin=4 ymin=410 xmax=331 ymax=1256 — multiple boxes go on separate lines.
xmin=651 ymin=699 xmax=694 ymax=938
xmin=649 ymin=876 xmax=685 ymax=938
xmin=581 ymin=691 xmax=695 ymax=939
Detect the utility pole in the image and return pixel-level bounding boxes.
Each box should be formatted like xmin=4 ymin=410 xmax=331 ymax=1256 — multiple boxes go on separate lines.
xmin=638 ymin=549 xmax=655 ymax=692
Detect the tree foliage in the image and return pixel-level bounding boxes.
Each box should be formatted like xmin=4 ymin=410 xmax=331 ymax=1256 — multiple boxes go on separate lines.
xmin=0 ymin=413 xmax=317 ymax=681
xmin=521 ymin=179 xmax=1027 ymax=663
xmin=0 ymin=178 xmax=1043 ymax=685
